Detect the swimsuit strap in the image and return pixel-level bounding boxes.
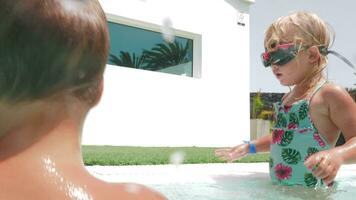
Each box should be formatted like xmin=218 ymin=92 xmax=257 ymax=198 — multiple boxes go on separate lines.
xmin=308 ymin=80 xmax=328 ymax=103
xmin=280 ymin=80 xmax=328 ymax=106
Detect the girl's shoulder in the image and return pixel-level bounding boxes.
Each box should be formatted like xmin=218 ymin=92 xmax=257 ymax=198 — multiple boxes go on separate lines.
xmin=318 ymin=82 xmax=352 ymax=105
xmin=319 ymin=82 xmax=347 ymax=96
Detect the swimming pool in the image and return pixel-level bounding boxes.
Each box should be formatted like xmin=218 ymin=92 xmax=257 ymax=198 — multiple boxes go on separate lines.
xmin=87 ymin=163 xmax=356 ymax=200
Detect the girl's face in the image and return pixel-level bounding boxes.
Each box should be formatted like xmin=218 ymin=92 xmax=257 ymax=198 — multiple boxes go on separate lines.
xmin=271 ymin=50 xmax=310 ymax=86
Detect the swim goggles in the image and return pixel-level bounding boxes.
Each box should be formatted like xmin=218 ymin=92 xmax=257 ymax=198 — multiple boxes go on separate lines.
xmin=261 ymin=43 xmax=355 ymax=70
xmin=261 ymin=43 xmax=307 ymax=67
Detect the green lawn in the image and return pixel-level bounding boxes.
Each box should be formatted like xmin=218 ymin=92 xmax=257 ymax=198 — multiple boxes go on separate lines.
xmin=82 ymin=145 xmax=269 ymax=166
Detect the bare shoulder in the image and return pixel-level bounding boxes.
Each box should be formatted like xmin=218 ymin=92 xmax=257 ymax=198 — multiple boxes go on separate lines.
xmin=319 ymin=83 xmax=353 ymax=105
xmin=319 ymin=83 xmax=356 ymax=141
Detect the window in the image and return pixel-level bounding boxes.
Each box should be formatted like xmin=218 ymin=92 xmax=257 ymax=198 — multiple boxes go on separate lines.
xmin=106 ymin=14 xmax=201 ymax=78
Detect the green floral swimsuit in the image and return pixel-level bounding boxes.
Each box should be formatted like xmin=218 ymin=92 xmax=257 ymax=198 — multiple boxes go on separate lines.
xmin=269 ymin=82 xmax=331 ymax=187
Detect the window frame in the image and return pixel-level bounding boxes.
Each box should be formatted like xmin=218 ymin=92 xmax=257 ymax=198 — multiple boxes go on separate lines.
xmin=106 ymin=13 xmax=202 ymax=78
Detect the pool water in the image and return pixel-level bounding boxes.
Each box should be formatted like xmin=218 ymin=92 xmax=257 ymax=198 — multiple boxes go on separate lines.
xmin=87 ymin=163 xmax=356 ymax=200
xmin=149 ymin=172 xmax=356 ymax=200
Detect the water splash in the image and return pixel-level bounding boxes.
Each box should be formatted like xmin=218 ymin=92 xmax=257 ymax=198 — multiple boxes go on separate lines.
xmin=169 ymin=151 xmax=185 ymax=166
xmin=161 ymin=17 xmax=175 ymax=43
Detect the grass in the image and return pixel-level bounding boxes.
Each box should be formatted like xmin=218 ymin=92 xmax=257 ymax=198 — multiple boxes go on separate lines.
xmin=82 ymin=145 xmax=269 ymax=166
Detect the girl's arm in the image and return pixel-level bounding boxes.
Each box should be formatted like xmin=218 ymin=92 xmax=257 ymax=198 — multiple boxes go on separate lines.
xmin=334 ymin=137 xmax=356 ymax=164
xmin=304 ymin=85 xmax=356 ymax=186
xmin=251 ymin=133 xmax=272 ymax=153
xmin=215 ymin=133 xmax=272 ymax=162
xmin=327 ymin=85 xmax=356 ymax=164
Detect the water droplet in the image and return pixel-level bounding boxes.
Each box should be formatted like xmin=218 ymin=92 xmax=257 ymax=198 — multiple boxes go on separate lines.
xmin=161 ymin=17 xmax=175 ymax=43
xmin=125 ymin=183 xmax=142 ymax=194
xmin=169 ymin=151 xmax=185 ymax=166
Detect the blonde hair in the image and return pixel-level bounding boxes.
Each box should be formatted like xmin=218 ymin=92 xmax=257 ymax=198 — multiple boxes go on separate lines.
xmin=264 ymin=11 xmax=334 ymax=95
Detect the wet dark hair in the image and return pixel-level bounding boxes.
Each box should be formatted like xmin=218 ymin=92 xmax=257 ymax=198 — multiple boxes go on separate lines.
xmin=0 ymin=0 xmax=109 ymax=104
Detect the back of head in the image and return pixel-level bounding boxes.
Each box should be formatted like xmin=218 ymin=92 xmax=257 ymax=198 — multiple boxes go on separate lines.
xmin=264 ymin=11 xmax=333 ymax=88
xmin=0 ymin=0 xmax=109 ymax=105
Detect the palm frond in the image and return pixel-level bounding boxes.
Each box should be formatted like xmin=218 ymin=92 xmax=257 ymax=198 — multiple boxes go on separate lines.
xmin=109 ymin=51 xmax=145 ymax=69
xmin=142 ymin=41 xmax=190 ymax=70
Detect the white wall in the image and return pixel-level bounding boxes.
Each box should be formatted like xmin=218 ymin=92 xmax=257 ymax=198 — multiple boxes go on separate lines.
xmin=82 ymin=0 xmax=251 ymax=147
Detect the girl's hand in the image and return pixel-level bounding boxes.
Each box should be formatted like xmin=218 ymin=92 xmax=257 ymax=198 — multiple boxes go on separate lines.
xmin=304 ymin=149 xmax=344 ymax=186
xmin=214 ymin=144 xmax=249 ymax=163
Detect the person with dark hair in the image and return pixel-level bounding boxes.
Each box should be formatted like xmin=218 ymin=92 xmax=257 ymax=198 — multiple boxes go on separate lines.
xmin=0 ymin=0 xmax=166 ymax=199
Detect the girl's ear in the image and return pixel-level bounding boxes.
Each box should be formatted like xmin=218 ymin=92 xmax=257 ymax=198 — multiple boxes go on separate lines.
xmin=307 ymin=46 xmax=321 ymax=64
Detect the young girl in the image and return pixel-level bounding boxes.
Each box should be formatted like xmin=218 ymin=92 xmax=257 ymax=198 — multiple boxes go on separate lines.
xmin=215 ymin=11 xmax=356 ymax=187
xmin=0 ymin=0 xmax=166 ymax=199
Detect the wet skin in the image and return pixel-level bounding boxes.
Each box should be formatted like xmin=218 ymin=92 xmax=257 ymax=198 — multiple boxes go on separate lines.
xmin=0 ymin=100 xmax=166 ymax=200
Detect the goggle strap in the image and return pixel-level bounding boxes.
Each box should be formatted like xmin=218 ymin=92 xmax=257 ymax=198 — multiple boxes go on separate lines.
xmin=327 ymin=50 xmax=355 ymax=70
xmin=296 ymin=44 xmax=303 ymax=55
